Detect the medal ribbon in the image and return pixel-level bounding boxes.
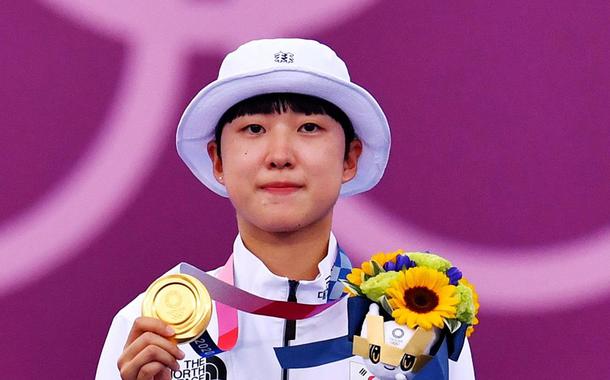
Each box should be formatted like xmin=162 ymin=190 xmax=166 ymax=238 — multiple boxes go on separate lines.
xmin=180 ymin=247 xmax=352 ymax=358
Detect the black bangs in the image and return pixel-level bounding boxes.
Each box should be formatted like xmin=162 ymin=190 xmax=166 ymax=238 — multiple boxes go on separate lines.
xmin=214 ymin=93 xmax=356 ymax=157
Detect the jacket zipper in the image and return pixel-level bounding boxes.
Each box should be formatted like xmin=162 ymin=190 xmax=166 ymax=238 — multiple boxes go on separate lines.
xmin=282 ymin=280 xmax=299 ymax=380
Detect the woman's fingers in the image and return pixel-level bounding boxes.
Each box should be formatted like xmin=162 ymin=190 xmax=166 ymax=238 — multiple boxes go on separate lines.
xmin=135 ymin=361 xmax=170 ymax=380
xmin=154 ymin=367 xmax=172 ymax=380
xmin=117 ymin=317 xmax=185 ymax=380
xmin=121 ymin=331 xmax=184 ymax=365
xmin=121 ymin=345 xmax=180 ymax=380
xmin=125 ymin=317 xmax=175 ymax=348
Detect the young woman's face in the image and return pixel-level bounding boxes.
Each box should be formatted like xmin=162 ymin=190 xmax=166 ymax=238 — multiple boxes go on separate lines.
xmin=208 ymin=110 xmax=361 ymax=234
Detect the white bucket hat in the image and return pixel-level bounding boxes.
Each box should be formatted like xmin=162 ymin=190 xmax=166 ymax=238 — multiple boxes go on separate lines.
xmin=176 ymin=38 xmax=391 ymax=197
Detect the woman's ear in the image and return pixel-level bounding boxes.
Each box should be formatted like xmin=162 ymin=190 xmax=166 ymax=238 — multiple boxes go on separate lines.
xmin=342 ymin=139 xmax=363 ymax=183
xmin=207 ymin=140 xmax=225 ymax=184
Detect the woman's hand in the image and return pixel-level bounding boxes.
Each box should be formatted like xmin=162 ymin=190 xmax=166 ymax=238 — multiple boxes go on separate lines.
xmin=117 ymin=317 xmax=185 ymax=380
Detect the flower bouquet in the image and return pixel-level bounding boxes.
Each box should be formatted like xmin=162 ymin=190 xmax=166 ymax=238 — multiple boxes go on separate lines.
xmin=342 ymin=250 xmax=479 ymax=380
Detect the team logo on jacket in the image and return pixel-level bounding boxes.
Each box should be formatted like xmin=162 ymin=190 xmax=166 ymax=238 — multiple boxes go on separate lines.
xmin=172 ymin=356 xmax=227 ymax=380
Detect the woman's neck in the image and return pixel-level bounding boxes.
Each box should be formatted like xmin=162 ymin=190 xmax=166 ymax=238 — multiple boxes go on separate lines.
xmin=236 ymin=214 xmax=333 ymax=281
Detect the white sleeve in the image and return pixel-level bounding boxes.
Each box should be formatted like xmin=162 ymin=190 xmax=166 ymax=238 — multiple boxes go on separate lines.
xmin=95 ymin=293 xmax=145 ymax=380
xmin=95 ymin=312 xmax=133 ymax=380
xmin=448 ymin=338 xmax=476 ymax=379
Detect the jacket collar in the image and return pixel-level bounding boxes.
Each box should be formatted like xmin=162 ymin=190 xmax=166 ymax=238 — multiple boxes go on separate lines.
xmin=232 ymin=233 xmax=338 ymax=305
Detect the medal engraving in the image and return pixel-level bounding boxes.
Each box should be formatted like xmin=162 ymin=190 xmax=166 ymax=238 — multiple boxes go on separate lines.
xmin=156 ymin=284 xmax=195 ymax=324
xmin=142 ymin=273 xmax=212 ymax=343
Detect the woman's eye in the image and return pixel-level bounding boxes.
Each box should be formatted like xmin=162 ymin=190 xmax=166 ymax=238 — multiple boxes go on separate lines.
xmin=299 ymin=123 xmax=320 ymax=133
xmin=244 ymin=124 xmax=265 ymax=134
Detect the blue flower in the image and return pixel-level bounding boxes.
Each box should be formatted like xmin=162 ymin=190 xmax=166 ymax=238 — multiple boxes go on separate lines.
xmin=396 ymin=255 xmax=415 ymax=271
xmin=384 ymin=261 xmax=396 ymax=271
xmin=383 ymin=255 xmax=416 ymax=272
xmin=446 ymin=266 xmax=462 ymax=285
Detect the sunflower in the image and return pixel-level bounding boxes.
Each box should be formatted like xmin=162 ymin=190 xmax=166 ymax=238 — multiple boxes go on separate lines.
xmin=386 ymin=267 xmax=458 ymax=329
xmin=371 ymin=249 xmax=403 ymax=267
xmin=360 ymin=261 xmax=375 ymax=277
xmin=346 ymin=268 xmax=365 ymax=286
xmin=459 ymin=277 xmax=480 ymax=336
xmin=350 ymin=249 xmax=404 ymax=279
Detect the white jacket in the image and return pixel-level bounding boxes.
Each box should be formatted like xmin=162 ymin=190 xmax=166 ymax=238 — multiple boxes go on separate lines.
xmin=95 ymin=234 xmax=476 ymax=380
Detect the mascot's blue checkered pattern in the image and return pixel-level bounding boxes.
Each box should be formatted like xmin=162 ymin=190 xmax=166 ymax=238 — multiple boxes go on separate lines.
xmin=327 ymin=247 xmax=352 ymax=301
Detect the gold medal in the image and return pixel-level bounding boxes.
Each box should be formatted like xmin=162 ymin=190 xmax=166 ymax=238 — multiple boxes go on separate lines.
xmin=142 ymin=273 xmax=212 ymax=343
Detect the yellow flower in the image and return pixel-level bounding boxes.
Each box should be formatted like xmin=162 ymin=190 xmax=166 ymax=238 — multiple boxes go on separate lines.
xmin=386 ymin=267 xmax=458 ymax=329
xmin=346 ymin=268 xmax=365 ymax=286
xmin=459 ymin=277 xmax=480 ymax=337
xmin=343 ymin=285 xmax=359 ymax=297
xmin=371 ymin=249 xmax=403 ymax=267
xmin=353 ymin=249 xmax=405 ymax=280
xmin=467 ymin=322 xmax=477 ymax=337
xmin=361 ymin=261 xmax=375 ymax=276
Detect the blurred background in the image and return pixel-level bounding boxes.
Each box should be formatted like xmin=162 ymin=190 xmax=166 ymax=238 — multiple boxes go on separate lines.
xmin=2 ymin=0 xmax=609 ymax=378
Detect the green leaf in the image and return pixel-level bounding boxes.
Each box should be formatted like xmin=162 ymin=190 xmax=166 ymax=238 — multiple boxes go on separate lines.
xmin=371 ymin=260 xmax=385 ymax=276
xmin=339 ymin=279 xmax=363 ymax=296
xmin=443 ymin=318 xmax=462 ymax=334
xmin=379 ymin=295 xmax=394 ymax=316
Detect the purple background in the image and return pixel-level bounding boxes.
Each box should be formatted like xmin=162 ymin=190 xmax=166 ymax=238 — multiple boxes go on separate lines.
xmin=2 ymin=1 xmax=610 ymax=378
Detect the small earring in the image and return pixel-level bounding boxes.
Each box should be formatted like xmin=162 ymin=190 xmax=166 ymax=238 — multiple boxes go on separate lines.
xmin=219 ymin=176 xmax=223 ymax=180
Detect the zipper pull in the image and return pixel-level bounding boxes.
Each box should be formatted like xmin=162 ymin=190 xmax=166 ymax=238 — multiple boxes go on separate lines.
xmin=282 ymin=280 xmax=300 ymax=380
xmin=287 ymin=280 xmax=299 ymax=302
xmin=284 ymin=280 xmax=299 ymax=342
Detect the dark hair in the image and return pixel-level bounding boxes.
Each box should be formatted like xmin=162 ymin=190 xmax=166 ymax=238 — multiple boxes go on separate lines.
xmin=214 ymin=93 xmax=357 ymax=158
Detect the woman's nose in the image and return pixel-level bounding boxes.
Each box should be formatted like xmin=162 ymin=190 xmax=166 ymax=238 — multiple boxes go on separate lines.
xmin=265 ymin=131 xmax=294 ymax=169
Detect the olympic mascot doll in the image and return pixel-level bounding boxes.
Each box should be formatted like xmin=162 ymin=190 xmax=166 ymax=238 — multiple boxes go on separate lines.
xmin=345 ymin=251 xmax=479 ymax=380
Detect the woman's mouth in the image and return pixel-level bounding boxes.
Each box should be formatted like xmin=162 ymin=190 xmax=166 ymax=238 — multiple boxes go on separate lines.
xmin=261 ymin=182 xmax=302 ymax=194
